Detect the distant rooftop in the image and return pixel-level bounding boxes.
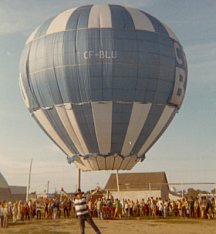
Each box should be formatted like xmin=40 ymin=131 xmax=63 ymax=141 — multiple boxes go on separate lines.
xmin=0 ymin=172 xmax=9 ymax=189
xmin=104 ymin=172 xmax=169 ymax=191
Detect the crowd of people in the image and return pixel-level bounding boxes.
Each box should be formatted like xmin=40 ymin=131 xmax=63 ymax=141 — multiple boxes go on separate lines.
xmin=0 ymin=197 xmax=73 ymax=228
xmin=89 ymin=195 xmax=216 ymax=220
xmin=0 ymin=193 xmax=216 ymax=229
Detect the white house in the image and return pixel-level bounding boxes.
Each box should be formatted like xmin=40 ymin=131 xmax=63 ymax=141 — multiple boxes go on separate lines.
xmin=104 ymin=171 xmax=170 ymax=201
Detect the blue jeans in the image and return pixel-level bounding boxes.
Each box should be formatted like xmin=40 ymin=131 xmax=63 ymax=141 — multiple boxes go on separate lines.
xmin=78 ymin=213 xmax=101 ymax=234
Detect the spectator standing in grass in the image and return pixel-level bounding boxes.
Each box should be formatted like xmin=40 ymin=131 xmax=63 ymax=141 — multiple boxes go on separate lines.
xmin=157 ymin=198 xmax=163 ymax=216
xmin=2 ymin=202 xmax=8 ymax=228
xmin=96 ymin=198 xmax=103 ymax=220
xmin=0 ymin=202 xmax=3 ymax=228
xmin=74 ymin=189 xmax=101 ymax=234
xmin=12 ymin=201 xmax=18 ymax=223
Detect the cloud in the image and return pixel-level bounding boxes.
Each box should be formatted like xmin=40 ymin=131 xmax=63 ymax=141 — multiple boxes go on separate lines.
xmin=0 ymin=0 xmax=154 ymax=35
xmin=185 ymin=42 xmax=216 ymax=82
xmin=0 ymin=0 xmax=63 ymax=35
xmin=186 ymin=42 xmax=216 ymax=64
xmin=6 ymin=51 xmax=13 ymax=57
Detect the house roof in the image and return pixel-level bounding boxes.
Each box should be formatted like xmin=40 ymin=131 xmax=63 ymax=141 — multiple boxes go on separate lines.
xmin=104 ymin=172 xmax=169 ymax=191
xmin=0 ymin=172 xmax=12 ymax=201
xmin=0 ymin=172 xmax=9 ymax=189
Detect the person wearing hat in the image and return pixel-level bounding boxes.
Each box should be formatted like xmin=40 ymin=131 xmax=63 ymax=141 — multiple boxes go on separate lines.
xmin=74 ymin=189 xmax=101 ymax=234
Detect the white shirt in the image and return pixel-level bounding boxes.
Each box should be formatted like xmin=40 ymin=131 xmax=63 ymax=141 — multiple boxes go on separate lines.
xmin=74 ymin=198 xmax=89 ymax=216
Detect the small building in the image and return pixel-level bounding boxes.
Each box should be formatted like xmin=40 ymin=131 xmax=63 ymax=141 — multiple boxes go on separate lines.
xmin=104 ymin=171 xmax=169 ymax=201
xmin=10 ymin=185 xmax=27 ymax=202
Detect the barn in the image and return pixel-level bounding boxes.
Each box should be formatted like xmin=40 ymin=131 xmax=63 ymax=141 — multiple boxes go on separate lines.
xmin=0 ymin=172 xmax=12 ymax=201
xmin=104 ymin=172 xmax=170 ymax=201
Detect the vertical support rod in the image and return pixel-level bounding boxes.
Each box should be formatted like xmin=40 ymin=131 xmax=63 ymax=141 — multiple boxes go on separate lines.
xmin=47 ymin=180 xmax=49 ymax=197
xmin=116 ymin=170 xmax=120 ymax=198
xmin=77 ymin=168 xmax=81 ymax=191
xmin=181 ymin=183 xmax=183 ymax=198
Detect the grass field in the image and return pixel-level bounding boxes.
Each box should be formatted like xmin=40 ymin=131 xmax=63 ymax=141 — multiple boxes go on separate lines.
xmin=1 ymin=217 xmax=216 ymax=234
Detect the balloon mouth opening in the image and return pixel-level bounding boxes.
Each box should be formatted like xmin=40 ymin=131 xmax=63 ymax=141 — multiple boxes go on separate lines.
xmin=66 ymin=153 xmax=145 ymax=171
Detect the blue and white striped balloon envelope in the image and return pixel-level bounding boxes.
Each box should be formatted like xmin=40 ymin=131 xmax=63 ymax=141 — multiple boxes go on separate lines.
xmin=19 ymin=4 xmax=187 ymax=171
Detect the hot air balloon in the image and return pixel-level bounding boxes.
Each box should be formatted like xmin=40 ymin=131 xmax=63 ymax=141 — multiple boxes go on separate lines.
xmin=19 ymin=4 xmax=187 ymax=171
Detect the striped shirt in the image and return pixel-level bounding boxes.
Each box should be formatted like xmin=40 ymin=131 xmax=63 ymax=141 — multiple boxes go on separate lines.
xmin=74 ymin=198 xmax=89 ymax=216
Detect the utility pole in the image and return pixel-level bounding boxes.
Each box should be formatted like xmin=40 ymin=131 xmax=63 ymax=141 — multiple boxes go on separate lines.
xmin=47 ymin=180 xmax=49 ymax=197
xmin=26 ymin=159 xmax=33 ymax=201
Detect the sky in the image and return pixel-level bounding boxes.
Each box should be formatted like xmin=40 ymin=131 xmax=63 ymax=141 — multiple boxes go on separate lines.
xmin=0 ymin=0 xmax=216 ymax=194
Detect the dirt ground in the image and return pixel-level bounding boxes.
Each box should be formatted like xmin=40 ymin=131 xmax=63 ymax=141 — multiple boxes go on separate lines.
xmin=1 ymin=217 xmax=216 ymax=234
